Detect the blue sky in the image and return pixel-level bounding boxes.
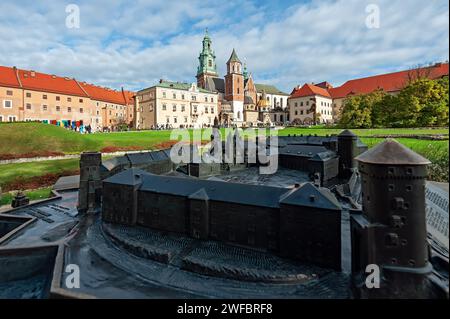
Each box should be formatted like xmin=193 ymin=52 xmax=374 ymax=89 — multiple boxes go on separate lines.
xmin=0 ymin=0 xmax=448 ymax=92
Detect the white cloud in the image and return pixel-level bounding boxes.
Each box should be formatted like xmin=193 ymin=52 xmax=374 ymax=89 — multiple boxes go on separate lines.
xmin=0 ymin=0 xmax=448 ymax=92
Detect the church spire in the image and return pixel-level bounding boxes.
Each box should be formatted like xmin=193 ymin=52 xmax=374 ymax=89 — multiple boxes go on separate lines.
xmin=197 ymin=29 xmax=218 ymax=77
xmin=243 ymin=63 xmax=248 ymax=80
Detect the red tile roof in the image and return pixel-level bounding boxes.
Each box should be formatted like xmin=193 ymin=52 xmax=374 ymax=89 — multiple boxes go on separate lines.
xmin=18 ymin=69 xmax=88 ymax=97
xmin=122 ymin=90 xmax=136 ymax=105
xmin=289 ymin=83 xmax=332 ymax=99
xmin=78 ymin=81 xmax=130 ymax=105
xmin=0 ymin=65 xmax=135 ymax=105
xmin=329 ymin=63 xmax=449 ymax=99
xmin=0 ymin=66 xmax=21 ymax=88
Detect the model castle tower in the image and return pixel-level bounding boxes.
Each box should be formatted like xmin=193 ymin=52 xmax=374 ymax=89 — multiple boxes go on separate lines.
xmin=78 ymin=152 xmax=102 ymax=213
xmin=350 ymin=139 xmax=435 ymax=298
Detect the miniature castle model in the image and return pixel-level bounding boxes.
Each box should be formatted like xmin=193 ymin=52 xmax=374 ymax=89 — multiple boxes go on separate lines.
xmin=73 ymin=131 xmax=448 ymax=298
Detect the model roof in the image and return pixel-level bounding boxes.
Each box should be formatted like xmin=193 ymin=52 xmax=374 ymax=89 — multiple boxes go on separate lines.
xmin=279 ymin=145 xmax=329 ymax=157
xmin=280 ymin=183 xmax=341 ymax=210
xmin=105 ymin=169 xmax=341 ymax=209
xmin=355 ymin=139 xmax=431 ymax=165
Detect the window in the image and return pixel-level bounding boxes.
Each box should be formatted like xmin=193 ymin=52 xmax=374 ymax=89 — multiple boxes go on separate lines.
xmin=3 ymin=100 xmax=12 ymax=108
xmin=26 ymin=103 xmax=31 ymax=110
xmin=8 ymin=116 xmax=17 ymax=122
xmin=192 ymin=95 xmax=197 ymax=101
xmin=96 ymin=110 xmax=100 ymax=115
xmin=162 ymin=103 xmax=167 ymax=110
xmin=0 ymin=116 xmax=2 ymax=122
xmin=295 ymin=111 xmax=298 ymax=115
xmin=173 ymin=117 xmax=177 ymax=123
xmin=162 ymin=91 xmax=166 ymax=98
xmin=193 ymin=105 xmax=197 ymax=112
xmin=43 ymin=94 xmax=47 ymax=99
xmin=6 ymin=90 xmax=13 ymax=96
xmin=79 ymin=99 xmax=83 ymax=103
xmin=205 ymin=107 xmax=208 ymax=113
xmin=300 ymin=101 xmax=303 ymax=106
xmin=301 ymin=110 xmax=304 ymax=115
xmin=184 ymin=117 xmax=188 ymax=123
xmin=295 ymin=102 xmax=298 ymax=107
xmin=306 ymin=101 xmax=309 ymax=106
xmin=68 ymin=107 xmax=72 ymax=112
xmin=56 ymin=96 xmax=60 ymax=101
xmin=80 ymin=108 xmax=84 ymax=113
xmin=26 ymin=92 xmax=31 ymax=98
xmin=67 ymin=97 xmax=72 ymax=102
xmin=173 ymin=104 xmax=177 ymax=112
xmin=181 ymin=94 xmax=185 ymax=100
xmin=204 ymin=96 xmax=208 ymax=102
xmin=211 ymin=107 xmax=214 ymax=113
xmin=56 ymin=106 xmax=61 ymax=112
xmin=42 ymin=105 xmax=48 ymax=111
xmin=173 ymin=93 xmax=176 ymax=99
xmin=210 ymin=97 xmax=214 ymax=103
xmin=166 ymin=117 xmax=170 ymax=123
xmin=181 ymin=105 xmax=185 ymax=112
xmin=208 ymin=60 xmax=212 ymax=67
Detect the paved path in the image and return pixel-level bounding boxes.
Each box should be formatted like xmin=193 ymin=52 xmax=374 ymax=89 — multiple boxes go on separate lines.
xmin=0 ymin=149 xmax=154 ymax=165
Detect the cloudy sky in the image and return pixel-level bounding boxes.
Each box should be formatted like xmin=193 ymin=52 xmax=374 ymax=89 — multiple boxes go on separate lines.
xmin=0 ymin=0 xmax=448 ymax=92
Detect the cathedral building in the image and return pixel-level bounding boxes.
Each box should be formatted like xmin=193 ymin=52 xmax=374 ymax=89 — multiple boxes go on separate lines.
xmin=196 ymin=30 xmax=289 ymax=127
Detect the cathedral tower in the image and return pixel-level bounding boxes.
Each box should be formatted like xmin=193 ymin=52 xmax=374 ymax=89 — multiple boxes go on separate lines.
xmin=196 ymin=29 xmax=218 ymax=89
xmin=224 ymin=49 xmax=244 ymax=123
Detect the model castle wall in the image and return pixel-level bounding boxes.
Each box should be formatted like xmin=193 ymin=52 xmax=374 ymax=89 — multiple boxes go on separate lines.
xmin=102 ymin=169 xmax=343 ymax=270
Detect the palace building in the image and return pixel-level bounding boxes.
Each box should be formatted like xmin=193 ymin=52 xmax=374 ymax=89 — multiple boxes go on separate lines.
xmin=134 ymin=80 xmax=218 ymax=129
xmin=288 ymin=62 xmax=449 ymax=125
xmin=0 ymin=65 xmax=135 ymax=131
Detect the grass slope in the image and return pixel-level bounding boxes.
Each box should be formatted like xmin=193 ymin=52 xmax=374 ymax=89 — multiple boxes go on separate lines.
xmin=0 ymin=122 xmax=447 ymax=157
xmin=0 ymin=187 xmax=53 ymax=206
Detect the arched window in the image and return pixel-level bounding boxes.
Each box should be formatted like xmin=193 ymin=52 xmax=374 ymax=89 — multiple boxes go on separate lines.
xmin=208 ymin=60 xmax=212 ymax=67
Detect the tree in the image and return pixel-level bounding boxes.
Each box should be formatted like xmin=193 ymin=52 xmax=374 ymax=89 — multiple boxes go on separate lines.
xmin=339 ymin=76 xmax=448 ymax=128
xmin=393 ymin=77 xmax=449 ymax=127
xmin=339 ymin=94 xmax=372 ymax=128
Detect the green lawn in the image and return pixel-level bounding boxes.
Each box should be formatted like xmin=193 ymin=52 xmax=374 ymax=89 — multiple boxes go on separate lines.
xmin=278 ymin=127 xmax=449 ymax=137
xmin=0 ymin=187 xmax=53 ymax=206
xmin=0 ymin=122 xmax=447 ymax=157
xmin=0 ymin=158 xmax=80 ymax=191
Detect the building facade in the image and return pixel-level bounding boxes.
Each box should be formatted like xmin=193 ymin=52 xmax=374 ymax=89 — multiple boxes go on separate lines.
xmin=288 ymin=83 xmax=334 ymax=125
xmin=0 ymin=66 xmax=135 ymax=131
xmin=135 ymin=80 xmax=218 ymax=129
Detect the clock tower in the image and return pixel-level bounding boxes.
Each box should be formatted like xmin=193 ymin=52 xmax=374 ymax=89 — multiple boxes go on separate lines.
xmin=224 ymin=49 xmax=244 ymax=123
